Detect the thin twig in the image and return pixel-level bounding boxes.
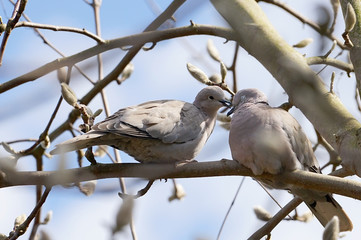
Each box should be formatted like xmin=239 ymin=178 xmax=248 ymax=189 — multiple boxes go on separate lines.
xmin=8 ymin=187 xmax=52 ymax=240
xmin=88 ymin=0 xmax=138 ymax=238
xmin=0 ymin=0 xmax=27 ymax=65
xmin=258 ymin=0 xmax=345 ymax=49
xmin=306 ymin=56 xmax=353 ymax=75
xmin=247 ymin=197 xmax=303 ymax=240
xmin=14 ymin=21 xmax=105 ymax=43
xmin=1 ymin=25 xmax=236 ymax=94
xmin=217 ymin=177 xmax=246 ymax=240
xmin=118 ymin=180 xmax=155 ymax=199
xmin=256 ymin=181 xmax=293 ymax=219
xmin=8 ymin=0 xmax=96 ymax=84
xmin=16 ymin=96 xmax=63 ymax=155
xmin=229 ymin=43 xmax=239 ymax=94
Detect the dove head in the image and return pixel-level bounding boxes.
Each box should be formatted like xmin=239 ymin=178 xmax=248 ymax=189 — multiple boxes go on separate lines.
xmin=193 ymin=86 xmax=230 ymax=115
xmin=227 ymin=88 xmax=268 ymax=116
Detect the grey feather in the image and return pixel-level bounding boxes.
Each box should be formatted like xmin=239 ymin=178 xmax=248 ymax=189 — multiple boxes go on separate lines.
xmin=228 ymin=88 xmax=352 ymax=232
xmin=50 ymin=86 xmax=229 ymax=163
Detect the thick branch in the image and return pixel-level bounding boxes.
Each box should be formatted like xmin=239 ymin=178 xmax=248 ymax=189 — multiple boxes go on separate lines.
xmin=211 ymin=0 xmax=361 ymax=176
xmin=1 ymin=160 xmax=361 ymax=201
xmin=0 ymin=25 xmax=236 ymax=94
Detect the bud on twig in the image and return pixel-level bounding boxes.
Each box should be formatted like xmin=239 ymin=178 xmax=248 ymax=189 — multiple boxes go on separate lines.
xmin=330 ymin=0 xmax=340 ymax=32
xmin=57 ymin=67 xmax=67 ymax=83
xmin=79 ymin=180 xmax=97 ymax=196
xmin=168 ymin=183 xmax=186 ymax=201
xmin=253 ymin=205 xmax=272 ymax=221
xmin=323 ymin=216 xmax=339 ymax=240
xmin=0 ymin=24 xmax=6 ymax=34
xmin=92 ymin=109 xmax=103 ymax=118
xmin=207 ymin=39 xmax=221 ymax=62
xmin=40 ymin=135 xmax=51 ymax=149
xmin=94 ymin=145 xmax=107 ymax=157
xmin=60 ymin=83 xmax=77 ymax=107
xmin=113 ymin=196 xmax=134 ymax=234
xmin=1 ymin=142 xmax=16 ymax=154
xmin=345 ymin=3 xmax=356 ymax=32
xmin=42 ymin=211 xmax=53 ymax=225
xmin=220 ymin=61 xmax=227 ymax=82
xmin=186 ymin=63 xmax=211 ymax=85
xmin=296 ymin=211 xmax=313 ymax=222
xmin=292 ymin=38 xmax=313 ymax=48
xmin=209 ymin=74 xmax=222 ymax=84
xmin=14 ymin=214 xmax=27 ymax=229
xmin=342 ymin=3 xmax=356 ymax=47
xmin=121 ymin=63 xmax=134 ymax=81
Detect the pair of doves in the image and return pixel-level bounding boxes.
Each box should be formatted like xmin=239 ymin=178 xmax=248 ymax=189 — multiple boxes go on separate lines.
xmin=51 ymin=86 xmax=352 ymax=231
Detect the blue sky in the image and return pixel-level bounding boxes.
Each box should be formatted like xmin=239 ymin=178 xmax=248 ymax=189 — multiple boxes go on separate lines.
xmin=1 ymin=0 xmax=360 ymax=239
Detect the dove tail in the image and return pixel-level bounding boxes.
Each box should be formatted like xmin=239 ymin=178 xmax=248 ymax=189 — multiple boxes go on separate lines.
xmin=50 ymin=132 xmax=104 ymax=155
xmin=306 ymin=195 xmax=353 ymax=232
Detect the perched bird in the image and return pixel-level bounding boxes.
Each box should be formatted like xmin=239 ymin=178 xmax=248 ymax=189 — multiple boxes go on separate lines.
xmin=51 ymin=86 xmax=230 ymax=163
xmin=228 ymin=88 xmax=352 ymax=231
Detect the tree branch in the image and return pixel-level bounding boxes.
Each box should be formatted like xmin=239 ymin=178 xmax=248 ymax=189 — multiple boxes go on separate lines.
xmin=258 ymin=0 xmax=345 ymax=49
xmin=0 ymin=25 xmax=236 ymax=94
xmin=248 ymin=197 xmax=303 ymax=240
xmin=8 ymin=187 xmax=52 ymax=240
xmin=211 ymin=0 xmax=361 ymax=176
xmin=0 ymin=0 xmax=27 ymax=65
xmin=306 ymin=56 xmax=354 ymax=75
xmin=1 ymin=160 xmax=360 ymax=200
xmin=14 ymin=21 xmax=105 ymax=43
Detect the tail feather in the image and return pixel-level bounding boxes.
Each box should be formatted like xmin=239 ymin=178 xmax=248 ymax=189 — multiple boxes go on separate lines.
xmin=306 ymin=195 xmax=353 ymax=232
xmin=50 ymin=133 xmax=104 ymax=155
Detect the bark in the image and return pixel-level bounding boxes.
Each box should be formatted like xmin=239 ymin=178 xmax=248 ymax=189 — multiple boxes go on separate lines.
xmin=211 ymin=0 xmax=361 ymax=176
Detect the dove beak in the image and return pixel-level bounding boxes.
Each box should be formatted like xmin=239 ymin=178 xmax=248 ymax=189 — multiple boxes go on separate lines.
xmin=220 ymin=99 xmax=232 ymax=108
xmin=227 ymin=106 xmax=235 ymax=116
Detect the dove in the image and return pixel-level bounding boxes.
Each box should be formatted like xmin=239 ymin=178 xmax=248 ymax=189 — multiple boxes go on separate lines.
xmin=50 ymin=86 xmax=230 ymax=163
xmin=228 ymin=88 xmax=352 ymax=232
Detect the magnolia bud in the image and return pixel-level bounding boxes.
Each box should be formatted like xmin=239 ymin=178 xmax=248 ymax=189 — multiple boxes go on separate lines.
xmin=43 ymin=211 xmax=53 ymax=224
xmin=253 ymin=206 xmax=272 ymax=221
xmin=186 ymin=63 xmax=211 ymax=85
xmin=209 ymin=74 xmax=222 ymax=84
xmin=14 ymin=214 xmax=27 ymax=229
xmin=1 ymin=142 xmax=16 ymax=154
xmin=79 ymin=180 xmax=97 ymax=196
xmin=60 ymin=83 xmax=77 ymax=107
xmin=92 ymin=108 xmax=103 ymax=118
xmin=345 ymin=3 xmax=356 ymax=32
xmin=323 ymin=216 xmax=339 ymax=240
xmin=57 ymin=67 xmax=67 ymax=83
xmin=168 ymin=183 xmax=186 ymax=201
xmin=40 ymin=135 xmax=51 ymax=149
xmin=121 ymin=63 xmax=134 ymax=80
xmin=293 ymin=38 xmax=313 ymax=48
xmin=94 ymin=145 xmax=107 ymax=157
xmin=113 ymin=196 xmax=134 ymax=234
xmin=207 ymin=39 xmax=221 ymax=62
xmin=220 ymin=61 xmax=227 ymax=82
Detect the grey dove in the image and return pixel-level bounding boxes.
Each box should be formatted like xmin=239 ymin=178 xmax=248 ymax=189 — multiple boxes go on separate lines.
xmin=228 ymin=88 xmax=352 ymax=232
xmin=51 ymin=86 xmax=230 ymax=163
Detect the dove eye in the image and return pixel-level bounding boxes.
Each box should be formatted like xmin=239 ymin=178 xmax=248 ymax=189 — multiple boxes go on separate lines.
xmin=208 ymin=96 xmax=214 ymax=100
